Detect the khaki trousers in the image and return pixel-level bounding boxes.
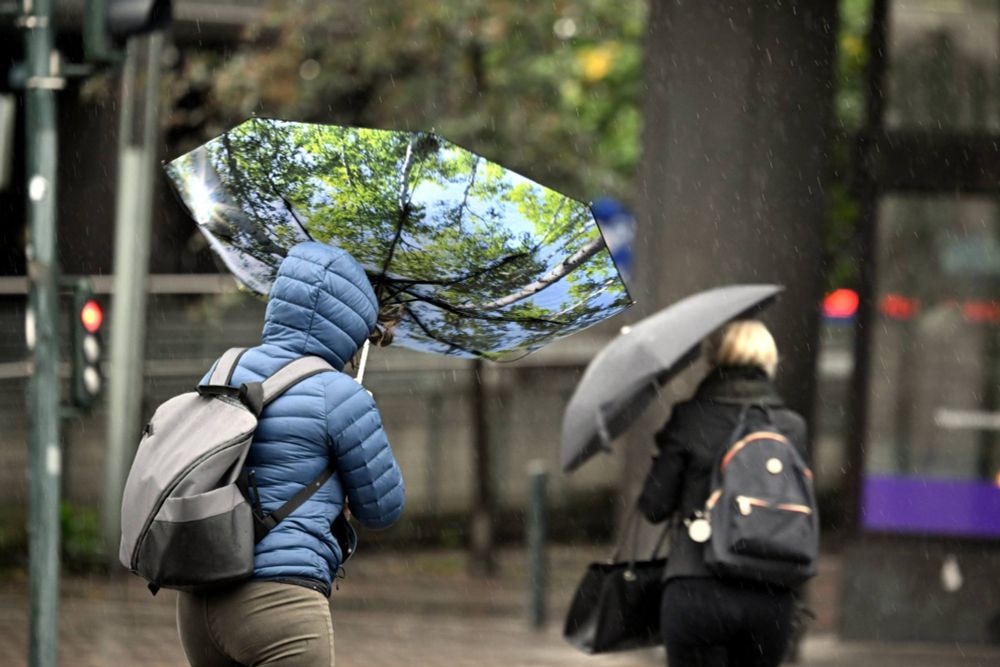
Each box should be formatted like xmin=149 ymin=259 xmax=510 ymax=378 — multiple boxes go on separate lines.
xmin=177 ymin=581 xmax=334 ymax=667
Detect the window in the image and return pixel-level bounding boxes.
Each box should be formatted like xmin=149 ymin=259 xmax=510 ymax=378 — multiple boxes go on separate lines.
xmin=886 ymin=0 xmax=1000 ymax=132
xmin=863 ymin=195 xmax=1000 ymax=536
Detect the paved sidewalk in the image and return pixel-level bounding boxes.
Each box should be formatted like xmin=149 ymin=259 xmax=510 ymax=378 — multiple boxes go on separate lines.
xmin=1 ymin=548 xmax=998 ymax=666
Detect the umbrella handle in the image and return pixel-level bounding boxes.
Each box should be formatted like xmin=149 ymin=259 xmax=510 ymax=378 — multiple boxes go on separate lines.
xmin=595 ymin=411 xmax=614 ymax=453
xmin=355 ymin=339 xmax=371 ymax=386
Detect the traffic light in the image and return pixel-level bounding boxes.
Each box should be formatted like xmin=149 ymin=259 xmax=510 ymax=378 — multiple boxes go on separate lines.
xmin=84 ymin=0 xmax=172 ymax=62
xmin=71 ymin=281 xmax=105 ymax=409
xmin=107 ymin=0 xmax=172 ymax=42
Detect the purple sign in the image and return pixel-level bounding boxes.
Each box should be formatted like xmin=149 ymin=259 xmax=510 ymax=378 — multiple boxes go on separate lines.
xmin=862 ymin=475 xmax=1000 ymax=537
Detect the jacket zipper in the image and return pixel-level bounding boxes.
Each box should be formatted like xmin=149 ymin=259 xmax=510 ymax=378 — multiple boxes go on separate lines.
xmin=130 ymin=429 xmax=255 ymax=571
xmin=735 ymin=495 xmax=813 ymax=517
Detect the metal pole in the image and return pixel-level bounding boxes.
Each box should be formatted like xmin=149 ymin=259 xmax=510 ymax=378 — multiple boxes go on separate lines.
xmin=101 ymin=32 xmax=164 ymax=557
xmin=526 ymin=460 xmax=548 ymax=629
xmin=83 ymin=0 xmax=115 ymax=63
xmin=425 ymin=392 xmax=443 ymax=515
xmin=844 ymin=0 xmax=889 ymax=535
xmin=23 ymin=0 xmax=62 ymax=664
xmin=469 ymin=359 xmax=497 ymax=576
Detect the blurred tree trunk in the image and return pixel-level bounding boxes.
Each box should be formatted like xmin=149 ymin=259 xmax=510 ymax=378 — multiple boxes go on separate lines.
xmin=626 ymin=0 xmax=837 ymax=497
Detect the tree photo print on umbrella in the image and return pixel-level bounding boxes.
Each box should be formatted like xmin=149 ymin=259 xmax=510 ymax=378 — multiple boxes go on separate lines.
xmin=165 ymin=118 xmax=633 ymax=359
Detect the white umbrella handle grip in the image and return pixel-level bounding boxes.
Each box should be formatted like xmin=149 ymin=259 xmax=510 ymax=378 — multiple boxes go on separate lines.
xmin=355 ymin=339 xmax=371 ymax=386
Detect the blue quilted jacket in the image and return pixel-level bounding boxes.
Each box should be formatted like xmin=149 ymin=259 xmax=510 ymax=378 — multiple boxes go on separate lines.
xmin=203 ymin=242 xmax=404 ymax=591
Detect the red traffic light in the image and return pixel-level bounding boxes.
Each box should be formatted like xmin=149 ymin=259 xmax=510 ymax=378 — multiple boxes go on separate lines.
xmin=80 ymin=300 xmax=103 ymax=333
xmin=823 ymin=288 xmax=858 ymax=319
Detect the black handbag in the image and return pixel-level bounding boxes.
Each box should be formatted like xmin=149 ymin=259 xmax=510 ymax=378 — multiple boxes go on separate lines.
xmin=563 ymin=510 xmax=672 ymax=654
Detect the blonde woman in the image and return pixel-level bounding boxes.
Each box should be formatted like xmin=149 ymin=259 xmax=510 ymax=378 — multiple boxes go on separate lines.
xmin=638 ymin=320 xmax=808 ymax=667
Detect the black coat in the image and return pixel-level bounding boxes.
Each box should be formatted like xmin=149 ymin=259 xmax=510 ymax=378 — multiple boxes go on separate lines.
xmin=637 ymin=365 xmax=809 ymax=580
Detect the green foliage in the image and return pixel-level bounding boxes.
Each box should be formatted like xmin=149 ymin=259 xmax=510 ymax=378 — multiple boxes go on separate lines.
xmin=60 ymin=503 xmax=103 ymax=569
xmin=0 ymin=505 xmax=104 ymax=573
xmin=165 ymin=0 xmax=646 ymax=203
xmin=825 ymin=0 xmax=874 ymax=291
xmin=164 ymin=0 xmax=873 ymax=294
xmin=836 ymin=0 xmax=872 ymax=132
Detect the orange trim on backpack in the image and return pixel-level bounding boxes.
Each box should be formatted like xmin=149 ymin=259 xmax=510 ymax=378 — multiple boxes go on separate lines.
xmin=720 ymin=431 xmax=790 ymax=470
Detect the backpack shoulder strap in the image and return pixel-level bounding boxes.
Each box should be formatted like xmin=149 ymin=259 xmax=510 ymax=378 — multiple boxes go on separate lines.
xmin=253 ymin=464 xmax=337 ymax=544
xmin=240 ymin=356 xmax=339 ymax=542
xmin=207 ymin=347 xmax=248 ymax=386
xmin=260 ymin=356 xmax=335 ymax=406
xmin=221 ymin=356 xmax=334 ymax=418
xmin=725 ymin=404 xmax=752 ymax=444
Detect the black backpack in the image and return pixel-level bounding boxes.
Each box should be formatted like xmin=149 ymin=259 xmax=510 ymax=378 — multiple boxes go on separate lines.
xmin=695 ymin=404 xmax=819 ymax=588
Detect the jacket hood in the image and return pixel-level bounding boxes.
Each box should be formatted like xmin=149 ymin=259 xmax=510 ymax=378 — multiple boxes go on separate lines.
xmin=262 ymin=242 xmax=378 ymax=370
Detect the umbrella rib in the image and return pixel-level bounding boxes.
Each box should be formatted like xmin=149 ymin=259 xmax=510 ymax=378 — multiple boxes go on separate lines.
xmin=380 ymin=250 xmax=530 ymax=288
xmin=255 ymin=122 xmax=315 ymax=243
xmin=218 ymin=131 xmax=287 ymax=252
xmin=455 ymin=157 xmax=480 ymax=234
xmin=397 ymin=294 xmax=563 ymax=325
xmin=404 ymin=306 xmax=485 ymax=357
xmin=439 ymin=250 xmax=531 ymax=287
xmin=220 ymin=123 xmax=302 ymax=251
xmin=375 ymin=137 xmax=418 ymax=298
xmin=375 ymin=205 xmax=409 ymax=299
xmin=339 ymin=145 xmax=360 ymax=193
xmin=461 ymin=234 xmax=606 ymax=311
xmin=449 ymin=200 xmax=603 ymax=302
xmin=279 ymin=195 xmax=316 ymax=243
xmin=391 ymin=283 xmax=568 ymax=326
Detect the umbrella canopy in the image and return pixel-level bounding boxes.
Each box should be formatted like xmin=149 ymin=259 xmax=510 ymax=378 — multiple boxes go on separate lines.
xmin=561 ymin=284 xmax=783 ymax=473
xmin=164 ymin=118 xmax=632 ymax=360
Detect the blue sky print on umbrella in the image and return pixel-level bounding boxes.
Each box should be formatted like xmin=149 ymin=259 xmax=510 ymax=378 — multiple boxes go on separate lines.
xmin=165 ymin=118 xmax=633 ymax=359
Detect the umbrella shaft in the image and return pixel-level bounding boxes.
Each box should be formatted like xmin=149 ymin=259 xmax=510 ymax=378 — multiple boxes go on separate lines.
xmin=355 ymin=339 xmax=370 ymax=385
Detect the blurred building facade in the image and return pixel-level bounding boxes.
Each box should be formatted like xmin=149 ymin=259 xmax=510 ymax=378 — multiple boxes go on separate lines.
xmin=0 ymin=282 xmax=622 ymax=539
xmin=634 ymin=0 xmax=1000 ymax=647
xmin=837 ymin=0 xmax=1000 ymax=644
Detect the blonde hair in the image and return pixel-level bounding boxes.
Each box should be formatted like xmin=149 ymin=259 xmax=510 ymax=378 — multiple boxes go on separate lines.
xmin=705 ymin=320 xmax=778 ymax=378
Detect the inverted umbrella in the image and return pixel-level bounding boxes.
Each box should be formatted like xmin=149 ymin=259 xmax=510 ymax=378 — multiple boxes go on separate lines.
xmin=164 ymin=118 xmax=632 ymax=360
xmin=561 ymin=284 xmax=783 ymax=473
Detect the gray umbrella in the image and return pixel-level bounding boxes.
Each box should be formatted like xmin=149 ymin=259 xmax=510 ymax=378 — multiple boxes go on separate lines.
xmin=561 ymin=284 xmax=783 ymax=473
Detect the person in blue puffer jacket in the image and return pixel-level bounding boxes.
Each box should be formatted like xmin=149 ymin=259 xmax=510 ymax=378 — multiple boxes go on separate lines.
xmin=176 ymin=242 xmax=404 ymax=667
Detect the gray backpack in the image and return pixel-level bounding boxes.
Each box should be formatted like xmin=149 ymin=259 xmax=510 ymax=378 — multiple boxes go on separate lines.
xmin=699 ymin=405 xmax=819 ymax=588
xmin=119 ymin=348 xmax=334 ymax=594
